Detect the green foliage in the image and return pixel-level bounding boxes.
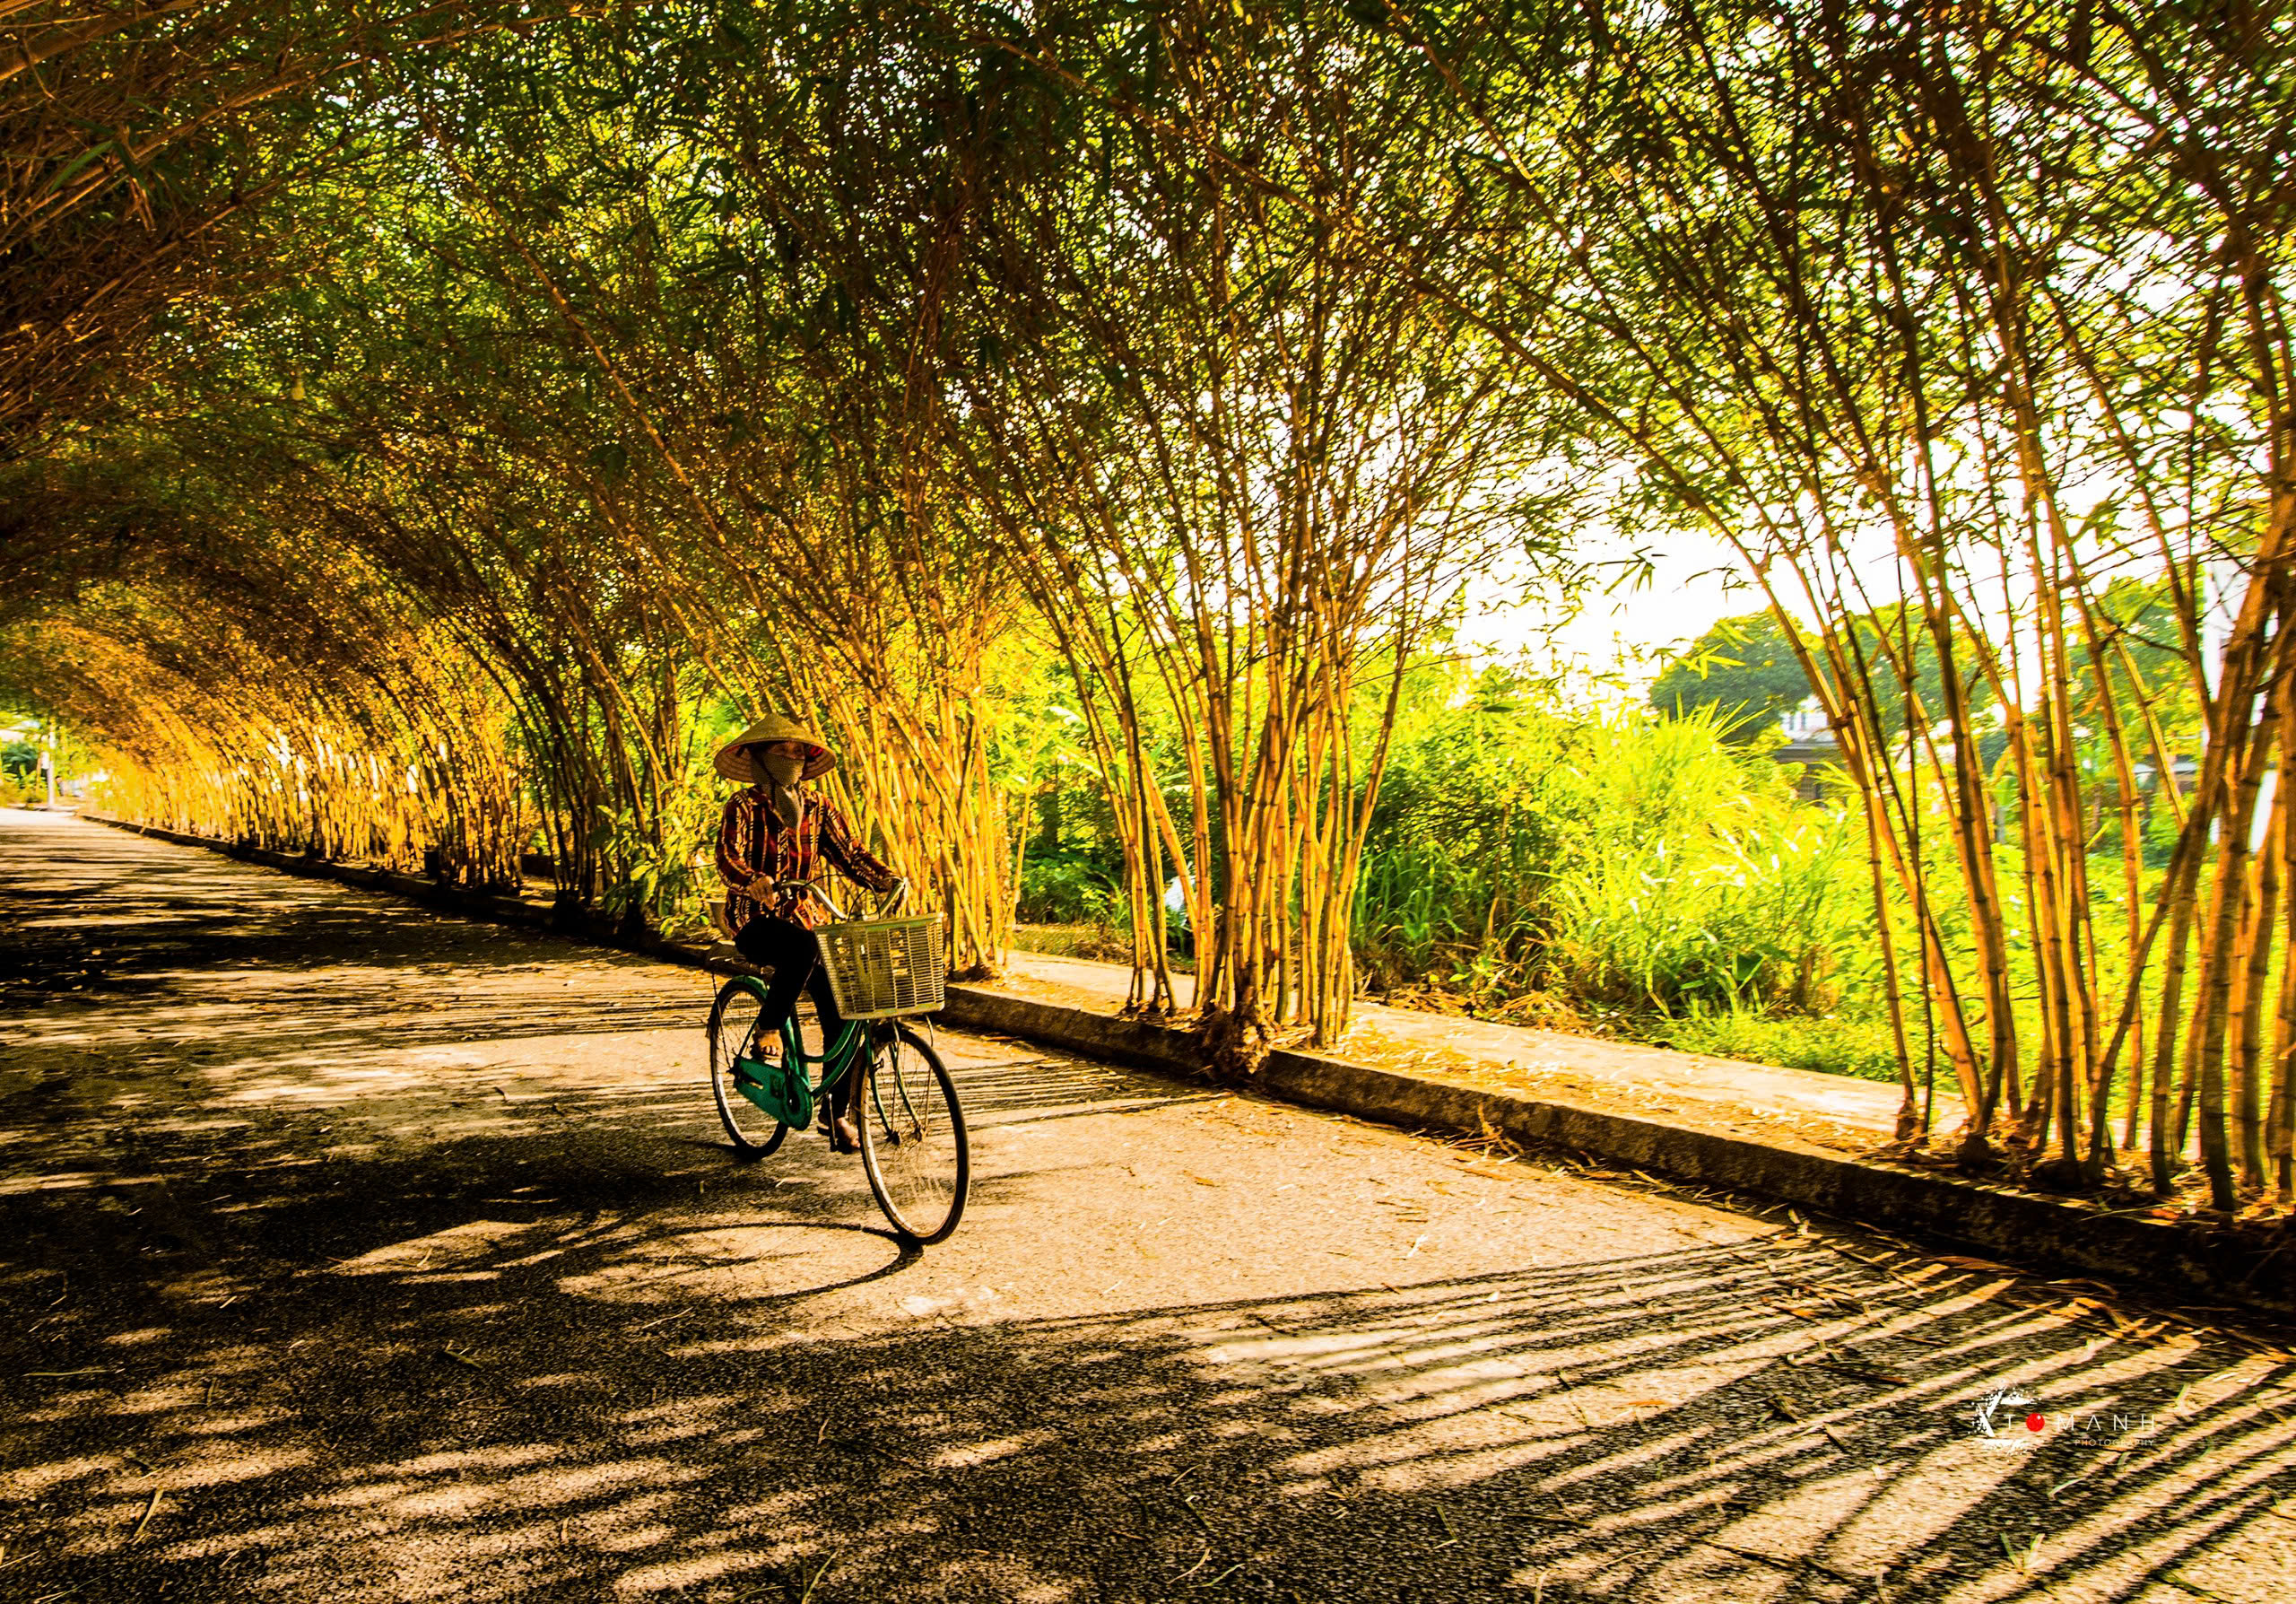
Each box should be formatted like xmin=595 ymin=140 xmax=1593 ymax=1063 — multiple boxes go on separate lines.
xmin=1648 ymin=613 xmax=1810 ymax=740
xmin=1841 ymin=606 xmax=1995 ymax=741
xmin=588 ymin=762 xmax=721 ymax=934
xmin=1356 ymin=662 xmax=1873 ymax=1025
xmin=1017 ymin=851 xmax=1122 ymax=926
xmin=1643 ymin=1005 xmax=1905 ymax=1085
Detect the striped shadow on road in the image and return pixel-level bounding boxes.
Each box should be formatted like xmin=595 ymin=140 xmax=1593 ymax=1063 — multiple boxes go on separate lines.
xmin=4 ymin=1231 xmax=2286 ymax=1602
xmin=938 ymin=1049 xmax=1222 ymax=1128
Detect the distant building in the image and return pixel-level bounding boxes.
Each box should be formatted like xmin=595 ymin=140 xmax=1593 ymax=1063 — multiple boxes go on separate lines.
xmin=1766 ymin=702 xmax=2200 ymax=827
xmin=1770 ymin=702 xmax=1839 ymax=800
xmin=2131 ymin=757 xmax=2198 ymax=797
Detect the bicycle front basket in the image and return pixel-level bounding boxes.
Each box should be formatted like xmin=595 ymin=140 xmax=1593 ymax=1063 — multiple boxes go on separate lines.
xmin=815 ymin=915 xmax=947 ymax=1021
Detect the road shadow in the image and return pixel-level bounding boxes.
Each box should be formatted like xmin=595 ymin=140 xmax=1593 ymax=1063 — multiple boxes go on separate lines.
xmin=5 ymin=816 xmax=2292 ymax=1601
xmin=0 ymin=818 xmax=687 ymax=1048
xmin=4 ymin=1110 xmax=2292 ymax=1602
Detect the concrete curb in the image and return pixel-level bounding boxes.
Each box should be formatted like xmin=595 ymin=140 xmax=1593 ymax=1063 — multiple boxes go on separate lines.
xmin=85 ymin=813 xmax=2292 ymax=1322
xmin=934 ymin=986 xmax=2290 ymax=1321
xmin=100 ymin=817 xmax=651 ymax=946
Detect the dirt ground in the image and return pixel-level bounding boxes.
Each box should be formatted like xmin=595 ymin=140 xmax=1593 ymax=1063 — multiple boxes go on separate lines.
xmin=4 ymin=809 xmax=2293 ymax=1603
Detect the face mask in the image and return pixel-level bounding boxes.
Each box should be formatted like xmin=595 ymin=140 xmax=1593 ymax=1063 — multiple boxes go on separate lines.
xmin=759 ymin=751 xmax=804 ymax=788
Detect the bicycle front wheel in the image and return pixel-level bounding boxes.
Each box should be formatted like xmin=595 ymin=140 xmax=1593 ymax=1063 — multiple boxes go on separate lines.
xmin=857 ymin=1024 xmax=969 ymax=1243
xmin=709 ymin=976 xmax=788 ymax=1155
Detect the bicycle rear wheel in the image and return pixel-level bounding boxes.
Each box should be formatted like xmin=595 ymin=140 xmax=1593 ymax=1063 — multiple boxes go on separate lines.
xmin=708 ymin=976 xmax=787 ymax=1155
xmin=856 ymin=1024 xmax=969 ymax=1243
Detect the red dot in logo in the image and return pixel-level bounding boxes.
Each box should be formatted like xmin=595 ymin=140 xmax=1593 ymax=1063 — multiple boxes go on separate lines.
xmin=2025 ymin=1413 xmax=2046 ymax=1433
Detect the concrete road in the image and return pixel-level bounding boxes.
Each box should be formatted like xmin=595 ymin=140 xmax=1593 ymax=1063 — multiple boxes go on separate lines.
xmin=2 ymin=809 xmax=2292 ymax=1603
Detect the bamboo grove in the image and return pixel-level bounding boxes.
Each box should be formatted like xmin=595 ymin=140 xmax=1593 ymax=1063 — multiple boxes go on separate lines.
xmin=4 ymin=0 xmax=2293 ymax=1213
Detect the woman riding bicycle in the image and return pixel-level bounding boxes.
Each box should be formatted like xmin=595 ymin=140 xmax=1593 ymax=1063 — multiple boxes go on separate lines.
xmin=713 ymin=712 xmax=901 ymax=1152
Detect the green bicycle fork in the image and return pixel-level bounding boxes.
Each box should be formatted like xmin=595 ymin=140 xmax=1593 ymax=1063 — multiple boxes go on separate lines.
xmin=732 ymin=1012 xmax=871 ymax=1129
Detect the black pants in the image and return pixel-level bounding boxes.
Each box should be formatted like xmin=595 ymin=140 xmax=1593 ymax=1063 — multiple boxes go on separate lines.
xmin=735 ymin=915 xmax=852 ymax=1118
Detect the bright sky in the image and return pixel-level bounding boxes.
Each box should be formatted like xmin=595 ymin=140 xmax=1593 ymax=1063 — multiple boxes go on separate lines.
xmin=1458 ymin=527 xmax=1752 ymax=693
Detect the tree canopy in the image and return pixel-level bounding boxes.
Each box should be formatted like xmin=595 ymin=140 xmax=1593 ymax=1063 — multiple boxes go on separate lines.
xmin=1648 ymin=614 xmax=1812 ymax=741
xmin=4 ymin=0 xmax=2294 ymax=1207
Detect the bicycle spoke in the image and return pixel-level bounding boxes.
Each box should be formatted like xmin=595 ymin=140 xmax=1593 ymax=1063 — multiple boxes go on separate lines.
xmin=857 ymin=1026 xmax=968 ymax=1242
xmin=709 ymin=977 xmax=787 ymax=1155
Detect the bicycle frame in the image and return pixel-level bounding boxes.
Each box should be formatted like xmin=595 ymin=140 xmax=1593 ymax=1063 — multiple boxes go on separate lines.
xmin=726 ymin=977 xmax=873 ymax=1129
xmin=720 ymin=877 xmax=910 ymax=1128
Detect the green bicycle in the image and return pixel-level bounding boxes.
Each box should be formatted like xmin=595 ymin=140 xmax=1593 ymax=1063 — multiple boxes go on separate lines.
xmin=706 ymin=882 xmax=969 ymax=1244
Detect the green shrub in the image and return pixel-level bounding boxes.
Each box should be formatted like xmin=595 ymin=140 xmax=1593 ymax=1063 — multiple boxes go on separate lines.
xmin=1354 ymin=668 xmax=1882 ymax=1066
xmin=1642 ymin=1004 xmax=1905 ymax=1084
xmin=1359 ymin=676 xmax=1870 ymax=1010
xmin=1018 ymin=851 xmax=1122 ymax=925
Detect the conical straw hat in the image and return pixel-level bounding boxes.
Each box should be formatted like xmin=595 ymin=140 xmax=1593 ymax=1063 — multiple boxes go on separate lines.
xmin=713 ymin=711 xmax=839 ymax=784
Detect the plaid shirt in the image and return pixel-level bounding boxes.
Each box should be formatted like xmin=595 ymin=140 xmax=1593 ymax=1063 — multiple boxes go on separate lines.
xmin=715 ymin=788 xmax=898 ymax=929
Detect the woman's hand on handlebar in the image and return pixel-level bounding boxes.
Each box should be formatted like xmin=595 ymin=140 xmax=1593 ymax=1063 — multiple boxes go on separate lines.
xmin=744 ymin=873 xmax=778 ymax=899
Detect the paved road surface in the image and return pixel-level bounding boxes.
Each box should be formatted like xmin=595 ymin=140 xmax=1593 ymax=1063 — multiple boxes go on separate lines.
xmin=3 ymin=810 xmax=2292 ymax=1603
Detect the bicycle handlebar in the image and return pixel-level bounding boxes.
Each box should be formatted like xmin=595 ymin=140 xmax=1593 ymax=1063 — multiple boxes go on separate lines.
xmin=754 ymin=876 xmax=909 ymax=923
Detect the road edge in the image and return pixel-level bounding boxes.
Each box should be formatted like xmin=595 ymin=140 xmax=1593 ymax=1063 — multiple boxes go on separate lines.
xmin=83 ymin=812 xmax=2293 ymax=1323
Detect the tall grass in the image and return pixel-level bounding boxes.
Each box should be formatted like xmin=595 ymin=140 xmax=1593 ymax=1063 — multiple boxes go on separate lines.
xmin=1004 ymin=660 xmax=2187 ymax=1101
xmin=1355 ymin=683 xmax=1877 ymax=1058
